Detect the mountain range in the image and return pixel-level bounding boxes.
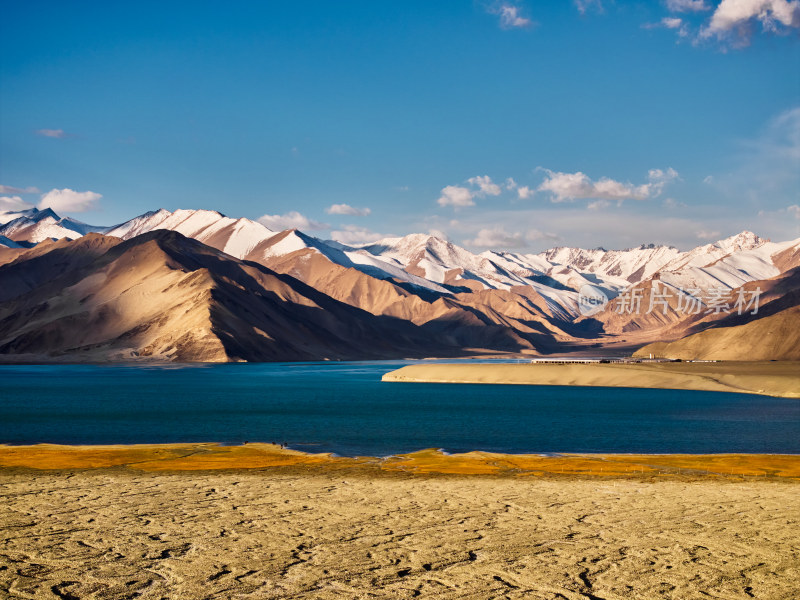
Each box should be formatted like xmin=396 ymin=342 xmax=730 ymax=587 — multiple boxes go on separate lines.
xmin=1 ymin=207 xmax=798 ymax=362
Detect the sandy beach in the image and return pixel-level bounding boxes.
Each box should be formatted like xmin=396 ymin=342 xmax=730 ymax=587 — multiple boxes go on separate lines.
xmin=1 ymin=445 xmax=799 ymax=599
xmin=382 ymin=361 xmax=800 ymax=399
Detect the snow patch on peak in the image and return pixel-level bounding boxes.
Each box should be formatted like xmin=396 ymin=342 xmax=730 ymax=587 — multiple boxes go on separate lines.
xmin=106 ymin=208 xmax=277 ymax=260
xmin=713 ymin=231 xmax=765 ymax=253
xmin=0 ymin=208 xmax=106 ymax=243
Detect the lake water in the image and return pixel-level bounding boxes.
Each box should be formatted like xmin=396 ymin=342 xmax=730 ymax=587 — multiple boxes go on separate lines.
xmin=0 ymin=362 xmax=798 ymax=456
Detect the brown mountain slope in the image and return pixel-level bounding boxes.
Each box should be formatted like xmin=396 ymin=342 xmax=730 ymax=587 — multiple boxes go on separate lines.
xmin=0 ymin=235 xmax=122 ymax=302
xmin=0 ymin=231 xmax=495 ymax=362
xmin=634 ymin=268 xmax=800 ymax=361
xmin=634 ymin=306 xmax=800 ymax=361
xmin=253 ymin=239 xmax=572 ymax=353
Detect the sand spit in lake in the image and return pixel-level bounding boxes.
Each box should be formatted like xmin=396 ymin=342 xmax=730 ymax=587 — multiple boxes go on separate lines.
xmin=382 ymin=361 xmax=800 ymax=399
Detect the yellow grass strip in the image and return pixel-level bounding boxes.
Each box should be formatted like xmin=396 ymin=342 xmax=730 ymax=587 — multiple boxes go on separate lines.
xmin=1 ymin=444 xmax=797 ymax=479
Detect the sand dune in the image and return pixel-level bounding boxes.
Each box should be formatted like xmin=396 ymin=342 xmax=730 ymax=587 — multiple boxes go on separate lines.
xmin=1 ymin=466 xmax=797 ymax=599
xmin=382 ymin=361 xmax=800 ymax=398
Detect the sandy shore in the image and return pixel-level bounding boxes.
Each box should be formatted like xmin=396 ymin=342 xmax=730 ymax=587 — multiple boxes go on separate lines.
xmin=2 ymin=469 xmax=798 ymax=599
xmin=1 ymin=445 xmax=799 ymax=598
xmin=382 ymin=361 xmax=800 ymax=398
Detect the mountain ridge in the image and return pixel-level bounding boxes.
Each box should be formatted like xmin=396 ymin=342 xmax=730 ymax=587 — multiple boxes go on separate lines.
xmin=1 ymin=206 xmax=797 ymax=362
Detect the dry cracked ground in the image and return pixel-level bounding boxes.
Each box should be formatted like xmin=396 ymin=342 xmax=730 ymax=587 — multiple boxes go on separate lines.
xmin=1 ymin=472 xmax=798 ymax=599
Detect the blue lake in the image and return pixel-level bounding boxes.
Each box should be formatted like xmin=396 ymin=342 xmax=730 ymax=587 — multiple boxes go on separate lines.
xmin=0 ymin=361 xmax=798 ymax=456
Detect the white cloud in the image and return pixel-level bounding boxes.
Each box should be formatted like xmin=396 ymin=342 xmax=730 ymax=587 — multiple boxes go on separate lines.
xmin=329 ymin=225 xmax=385 ymax=245
xmin=325 ymin=203 xmax=371 ymax=216
xmin=575 ymin=0 xmax=603 ymax=14
xmin=643 ymin=17 xmax=690 ymax=37
xmin=538 ymin=168 xmax=679 ymax=203
xmin=647 ymin=167 xmax=681 ymax=194
xmin=516 ymin=186 xmax=534 ymax=199
xmin=662 ymin=16 xmax=685 ymax=28
xmin=437 ymin=185 xmax=475 ymax=208
xmin=526 ymin=229 xmax=560 ymax=242
xmin=464 ymin=226 xmax=557 ymax=248
xmin=786 ymin=204 xmax=800 ymax=219
xmin=0 ymin=184 xmax=39 ymax=195
xmin=703 ymin=175 xmax=715 ymax=184
xmin=587 ymin=199 xmax=611 ymax=210
xmin=696 ymin=229 xmax=722 ymax=240
xmin=701 ymin=0 xmax=800 ymax=43
xmin=465 ymin=226 xmax=528 ymax=248
xmin=488 ymin=3 xmax=533 ymax=29
xmin=0 ymin=196 xmax=34 ymax=212
xmin=467 ymin=175 xmax=502 ymax=196
xmin=438 ymin=175 xmax=510 ymax=208
xmin=648 ymin=167 xmax=681 ymax=182
xmin=666 ymin=0 xmax=709 ymax=12
xmin=38 ymin=188 xmax=101 ymax=213
xmin=663 ymin=197 xmax=688 ymax=209
xmin=35 ymin=129 xmax=68 ymax=138
xmin=505 ymin=177 xmax=534 ymax=199
xmin=257 ymin=211 xmax=328 ymax=231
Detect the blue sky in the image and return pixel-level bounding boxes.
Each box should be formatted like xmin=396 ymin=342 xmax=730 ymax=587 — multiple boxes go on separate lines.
xmin=1 ymin=0 xmax=799 ymax=251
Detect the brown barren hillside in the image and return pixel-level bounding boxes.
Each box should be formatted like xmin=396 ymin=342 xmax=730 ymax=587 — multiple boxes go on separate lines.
xmin=0 ymin=231 xmax=494 ymax=362
xmin=635 ymin=305 xmax=800 ymax=361
xmin=634 ymin=268 xmax=800 ymax=361
xmin=253 ymin=237 xmax=570 ymax=353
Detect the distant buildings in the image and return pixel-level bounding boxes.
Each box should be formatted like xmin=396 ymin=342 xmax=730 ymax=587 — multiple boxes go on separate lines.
xmin=528 ymin=357 xmax=695 ymax=364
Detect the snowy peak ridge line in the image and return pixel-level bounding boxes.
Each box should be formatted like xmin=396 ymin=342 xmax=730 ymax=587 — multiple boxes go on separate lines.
xmin=656 ymin=230 xmax=767 ymax=273
xmin=0 ymin=207 xmax=57 ymax=225
xmin=1 ymin=206 xmax=795 ymax=310
xmin=655 ymin=235 xmax=795 ymax=293
xmin=0 ymin=207 xmax=107 ymax=243
xmin=355 ymin=233 xmax=506 ymax=287
xmin=105 ymin=208 xmax=277 ymax=261
xmin=259 ymin=229 xmax=452 ymax=294
xmin=108 ymin=212 xmax=451 ymax=295
xmin=538 ymin=243 xmax=683 ymax=283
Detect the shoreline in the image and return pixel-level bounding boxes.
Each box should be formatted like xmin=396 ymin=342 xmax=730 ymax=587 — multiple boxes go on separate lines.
xmin=4 ymin=445 xmax=799 ymax=598
xmin=1 ymin=443 xmax=798 ymax=479
xmin=382 ymin=360 xmax=800 ymax=398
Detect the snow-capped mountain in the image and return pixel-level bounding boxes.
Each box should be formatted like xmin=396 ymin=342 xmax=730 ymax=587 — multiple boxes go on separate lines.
xmin=355 ymin=234 xmax=540 ymax=290
xmin=656 ymin=231 xmax=766 ymax=273
xmin=105 ymin=210 xmax=451 ymax=294
xmin=0 ymin=208 xmax=106 ymax=243
xmin=538 ymin=243 xmax=683 ymax=284
xmin=3 ymin=205 xmax=798 ymax=328
xmin=656 ymin=236 xmax=796 ymax=292
xmin=249 ymin=229 xmax=451 ymax=294
xmin=2 ymin=205 xmax=799 ymax=362
xmin=105 ymin=208 xmax=278 ymax=260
